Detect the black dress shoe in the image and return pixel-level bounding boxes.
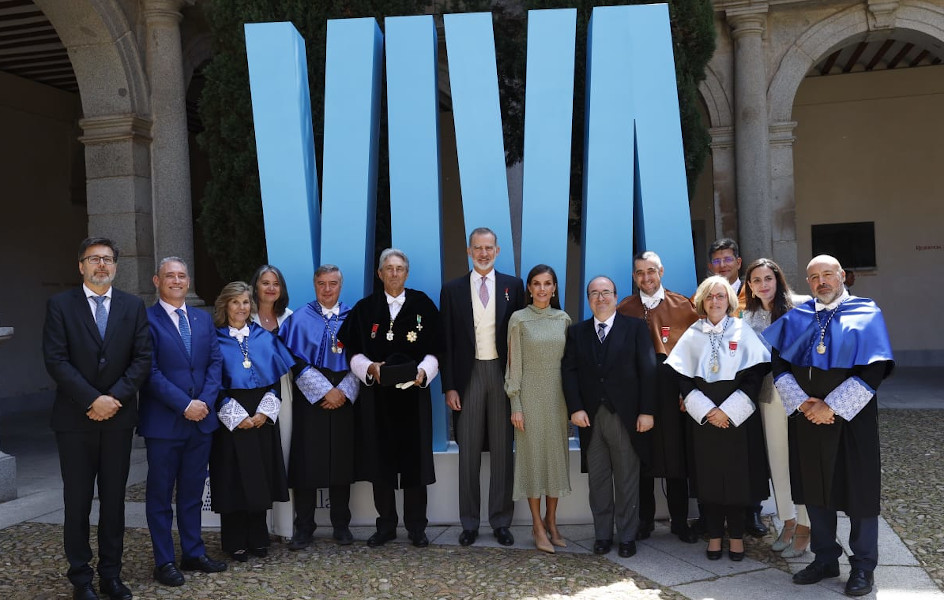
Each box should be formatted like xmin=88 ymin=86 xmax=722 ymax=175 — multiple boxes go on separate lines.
xmin=408 ymin=530 xmax=430 ymax=547
xmin=706 ymin=547 xmax=723 ymax=560
xmin=333 ymin=526 xmax=354 ymax=545
xmin=593 ymin=539 xmax=612 ymax=555
xmin=618 ymin=541 xmax=637 ymax=558
xmin=746 ymin=510 xmax=767 ymax=537
xmin=728 ymin=549 xmax=745 ymax=561
xmin=636 ymin=520 xmax=654 ymax=540
xmin=670 ymin=523 xmax=699 ymax=544
xmin=153 ymin=562 xmax=185 ymax=587
xmin=99 ymin=577 xmax=132 ymax=600
xmin=230 ymin=549 xmax=249 ymax=562
xmin=180 ymin=554 xmax=227 ymax=573
xmin=249 ymin=547 xmax=268 ymax=558
xmin=367 ymin=530 xmax=396 ymax=547
xmin=792 ymin=561 xmax=840 ymax=585
xmin=73 ymin=583 xmax=100 ymax=600
xmin=845 ymin=568 xmax=874 ymax=596
xmin=493 ymin=527 xmax=514 ymax=546
xmin=288 ymin=534 xmax=313 ymax=550
xmin=459 ymin=529 xmax=478 ymax=546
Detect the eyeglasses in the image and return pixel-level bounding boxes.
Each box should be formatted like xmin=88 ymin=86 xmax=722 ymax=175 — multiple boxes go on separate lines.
xmin=710 ymin=256 xmax=737 ymax=267
xmin=588 ymin=290 xmax=614 ymax=300
xmin=82 ymin=255 xmax=116 ymax=265
xmin=705 ymin=293 xmax=727 ymax=302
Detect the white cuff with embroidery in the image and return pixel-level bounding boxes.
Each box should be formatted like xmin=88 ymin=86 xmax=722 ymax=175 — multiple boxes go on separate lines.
xmin=337 ymin=371 xmax=361 ymax=404
xmin=719 ymin=390 xmax=756 ymax=427
xmin=296 ymin=366 xmax=334 ymax=405
xmin=350 ymin=353 xmax=374 ymax=385
xmin=824 ymin=376 xmax=874 ymax=421
xmin=257 ymin=391 xmax=280 ymax=422
xmin=774 ymin=373 xmax=808 ymax=415
xmin=219 ymin=398 xmax=250 ymax=431
xmin=683 ymin=389 xmax=717 ymax=425
xmin=417 ymin=354 xmax=439 ymax=387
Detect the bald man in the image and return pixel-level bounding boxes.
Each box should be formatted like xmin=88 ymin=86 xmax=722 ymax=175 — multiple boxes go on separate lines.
xmin=764 ymin=255 xmax=894 ymax=597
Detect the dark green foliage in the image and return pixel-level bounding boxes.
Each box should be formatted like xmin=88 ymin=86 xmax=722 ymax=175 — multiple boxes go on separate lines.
xmin=198 ymin=0 xmax=714 ymax=278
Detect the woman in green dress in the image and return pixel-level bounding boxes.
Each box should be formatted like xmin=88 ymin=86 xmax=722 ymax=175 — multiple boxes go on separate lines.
xmin=505 ymin=264 xmax=572 ymax=553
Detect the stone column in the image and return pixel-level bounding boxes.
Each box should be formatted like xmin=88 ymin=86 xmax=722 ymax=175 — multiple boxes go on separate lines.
xmin=728 ymin=4 xmax=772 ymax=263
xmin=79 ymin=115 xmax=155 ymax=298
xmin=0 ymin=327 xmax=15 ymax=502
xmin=708 ymin=126 xmax=738 ymax=241
xmin=770 ymin=121 xmax=800 ymax=286
xmin=144 ymin=0 xmax=200 ymax=302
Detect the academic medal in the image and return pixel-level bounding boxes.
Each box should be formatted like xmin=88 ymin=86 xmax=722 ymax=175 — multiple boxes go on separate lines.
xmin=406 ymin=331 xmax=417 ymax=343
xmin=370 ymin=323 xmax=379 ymax=339
xmin=386 ymin=331 xmax=395 ymax=341
xmin=816 ymin=343 xmax=826 ymax=354
xmin=729 ymin=341 xmax=738 ymax=357
xmin=661 ymin=326 xmax=670 ymax=344
xmin=242 ymin=358 xmax=252 ymax=369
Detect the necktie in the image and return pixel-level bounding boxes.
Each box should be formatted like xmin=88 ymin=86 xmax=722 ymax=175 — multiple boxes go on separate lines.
xmin=479 ymin=277 xmax=489 ymax=306
xmin=92 ymin=296 xmax=107 ymax=339
xmin=597 ymin=322 xmax=607 ymax=343
xmin=175 ymin=308 xmax=192 ymax=357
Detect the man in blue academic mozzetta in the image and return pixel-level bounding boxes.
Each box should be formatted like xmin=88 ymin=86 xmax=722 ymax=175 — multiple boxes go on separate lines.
xmin=764 ymin=254 xmax=894 ymax=597
xmin=139 ymin=257 xmax=227 ymax=587
xmin=43 ymin=237 xmax=151 ymax=600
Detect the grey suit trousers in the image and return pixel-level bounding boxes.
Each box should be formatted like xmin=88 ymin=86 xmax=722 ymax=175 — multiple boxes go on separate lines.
xmin=456 ymin=358 xmax=515 ymax=530
xmin=587 ymin=407 xmax=641 ymax=543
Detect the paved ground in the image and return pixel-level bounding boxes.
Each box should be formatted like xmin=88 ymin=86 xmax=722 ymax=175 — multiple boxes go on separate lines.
xmin=1 ymin=367 xmax=942 ymax=599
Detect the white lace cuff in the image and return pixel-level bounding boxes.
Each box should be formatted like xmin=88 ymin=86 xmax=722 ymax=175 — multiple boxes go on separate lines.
xmin=350 ymin=353 xmax=374 ymax=385
xmin=683 ymin=389 xmax=716 ymax=425
xmin=337 ymin=371 xmax=360 ymax=404
xmin=774 ymin=373 xmax=808 ymax=415
xmin=719 ymin=390 xmax=756 ymax=427
xmin=417 ymin=354 xmax=439 ymax=387
xmin=219 ymin=398 xmax=250 ymax=431
xmin=824 ymin=376 xmax=874 ymax=421
xmin=257 ymin=391 xmax=280 ymax=422
xmin=296 ymin=367 xmax=333 ymax=405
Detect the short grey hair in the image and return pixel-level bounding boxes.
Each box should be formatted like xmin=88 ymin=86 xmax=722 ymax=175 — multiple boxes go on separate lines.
xmin=468 ymin=227 xmax=498 ymax=246
xmin=314 ymin=263 xmax=343 ymax=283
xmin=378 ymin=248 xmax=409 ymax=272
xmin=633 ymin=250 xmax=663 ymax=270
xmin=156 ymin=256 xmax=189 ymax=276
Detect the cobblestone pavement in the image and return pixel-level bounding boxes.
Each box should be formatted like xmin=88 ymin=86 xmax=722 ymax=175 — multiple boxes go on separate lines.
xmin=1 ymin=408 xmax=941 ymax=599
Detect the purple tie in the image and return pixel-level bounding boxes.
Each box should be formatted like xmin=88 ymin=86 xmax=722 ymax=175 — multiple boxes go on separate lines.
xmin=479 ymin=277 xmax=489 ymax=306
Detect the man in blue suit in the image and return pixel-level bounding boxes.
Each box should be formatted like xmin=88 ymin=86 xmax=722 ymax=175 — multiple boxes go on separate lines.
xmin=139 ymin=257 xmax=226 ymax=586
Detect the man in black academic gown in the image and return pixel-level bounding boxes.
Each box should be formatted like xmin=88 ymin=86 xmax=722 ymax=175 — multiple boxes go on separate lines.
xmin=765 ymin=255 xmax=894 ymax=597
xmin=337 ymin=248 xmax=442 ymax=548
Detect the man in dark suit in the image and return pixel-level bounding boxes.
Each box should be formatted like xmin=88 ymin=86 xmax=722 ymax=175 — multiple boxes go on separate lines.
xmin=43 ymin=237 xmax=151 ymax=600
xmin=139 ymin=257 xmax=225 ymax=587
xmin=562 ymin=276 xmax=656 ymax=558
xmin=440 ymin=227 xmax=524 ymax=547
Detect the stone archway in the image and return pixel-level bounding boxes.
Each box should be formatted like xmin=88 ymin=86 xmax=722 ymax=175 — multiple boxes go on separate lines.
xmin=35 ymin=0 xmax=154 ymax=295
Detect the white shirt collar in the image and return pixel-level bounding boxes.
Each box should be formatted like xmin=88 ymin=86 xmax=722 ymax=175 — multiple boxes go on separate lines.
xmin=83 ymin=284 xmax=112 ymax=300
xmin=385 ymin=291 xmax=406 ymax=305
xmin=639 ymin=286 xmax=665 ymax=309
xmin=702 ymin=316 xmax=729 ymax=334
xmin=158 ymin=298 xmax=187 ymax=317
xmin=474 ymin=269 xmax=494 ymax=284
xmin=229 ymin=325 xmax=250 ymax=340
xmin=731 ymin=278 xmax=742 ymax=293
xmin=815 ymin=289 xmax=850 ymax=312
xmin=593 ymin=312 xmax=616 ymax=331
xmin=319 ymin=303 xmax=339 ymax=317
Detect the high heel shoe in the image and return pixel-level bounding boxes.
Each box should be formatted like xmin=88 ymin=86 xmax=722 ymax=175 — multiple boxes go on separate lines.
xmin=728 ymin=538 xmax=745 ymax=561
xmin=781 ymin=527 xmax=810 ymax=558
xmin=771 ymin=521 xmax=797 ymax=552
xmin=544 ymin=520 xmax=567 ymax=548
xmin=533 ymin=526 xmax=555 ymax=554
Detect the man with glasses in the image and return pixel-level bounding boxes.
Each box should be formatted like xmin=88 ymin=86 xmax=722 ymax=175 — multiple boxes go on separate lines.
xmin=43 ymin=237 xmax=152 ymax=600
xmin=765 ymin=255 xmax=893 ymax=597
xmin=706 ymin=238 xmax=747 ymax=314
xmin=562 ymin=276 xmax=655 ymax=558
xmin=440 ymin=227 xmax=524 ymax=547
xmin=617 ymin=251 xmax=699 ymax=544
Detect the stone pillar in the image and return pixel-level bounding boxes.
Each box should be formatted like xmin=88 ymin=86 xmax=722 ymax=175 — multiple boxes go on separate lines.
xmin=144 ymin=0 xmax=200 ymax=302
xmin=79 ymin=115 xmax=155 ymax=298
xmin=708 ymin=126 xmax=738 ymax=241
xmin=728 ymin=5 xmax=772 ymax=263
xmin=769 ymin=121 xmax=800 ymax=286
xmin=0 ymin=327 xmax=15 ymax=502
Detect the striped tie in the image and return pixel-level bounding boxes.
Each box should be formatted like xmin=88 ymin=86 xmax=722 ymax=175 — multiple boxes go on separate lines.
xmin=597 ymin=322 xmax=607 ymax=343
xmin=175 ymin=308 xmax=192 ymax=357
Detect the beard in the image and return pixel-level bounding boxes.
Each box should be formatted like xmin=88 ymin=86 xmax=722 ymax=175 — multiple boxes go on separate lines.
xmin=87 ymin=270 xmax=115 ymax=287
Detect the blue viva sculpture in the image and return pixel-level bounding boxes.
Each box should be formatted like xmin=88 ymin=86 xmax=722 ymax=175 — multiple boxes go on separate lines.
xmin=245 ymin=6 xmax=696 ymax=451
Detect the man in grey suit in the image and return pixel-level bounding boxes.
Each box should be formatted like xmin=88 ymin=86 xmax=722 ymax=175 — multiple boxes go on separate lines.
xmin=43 ymin=237 xmax=152 ymax=600
xmin=440 ymin=227 xmax=525 ymax=546
xmin=562 ymin=276 xmax=656 ymax=558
